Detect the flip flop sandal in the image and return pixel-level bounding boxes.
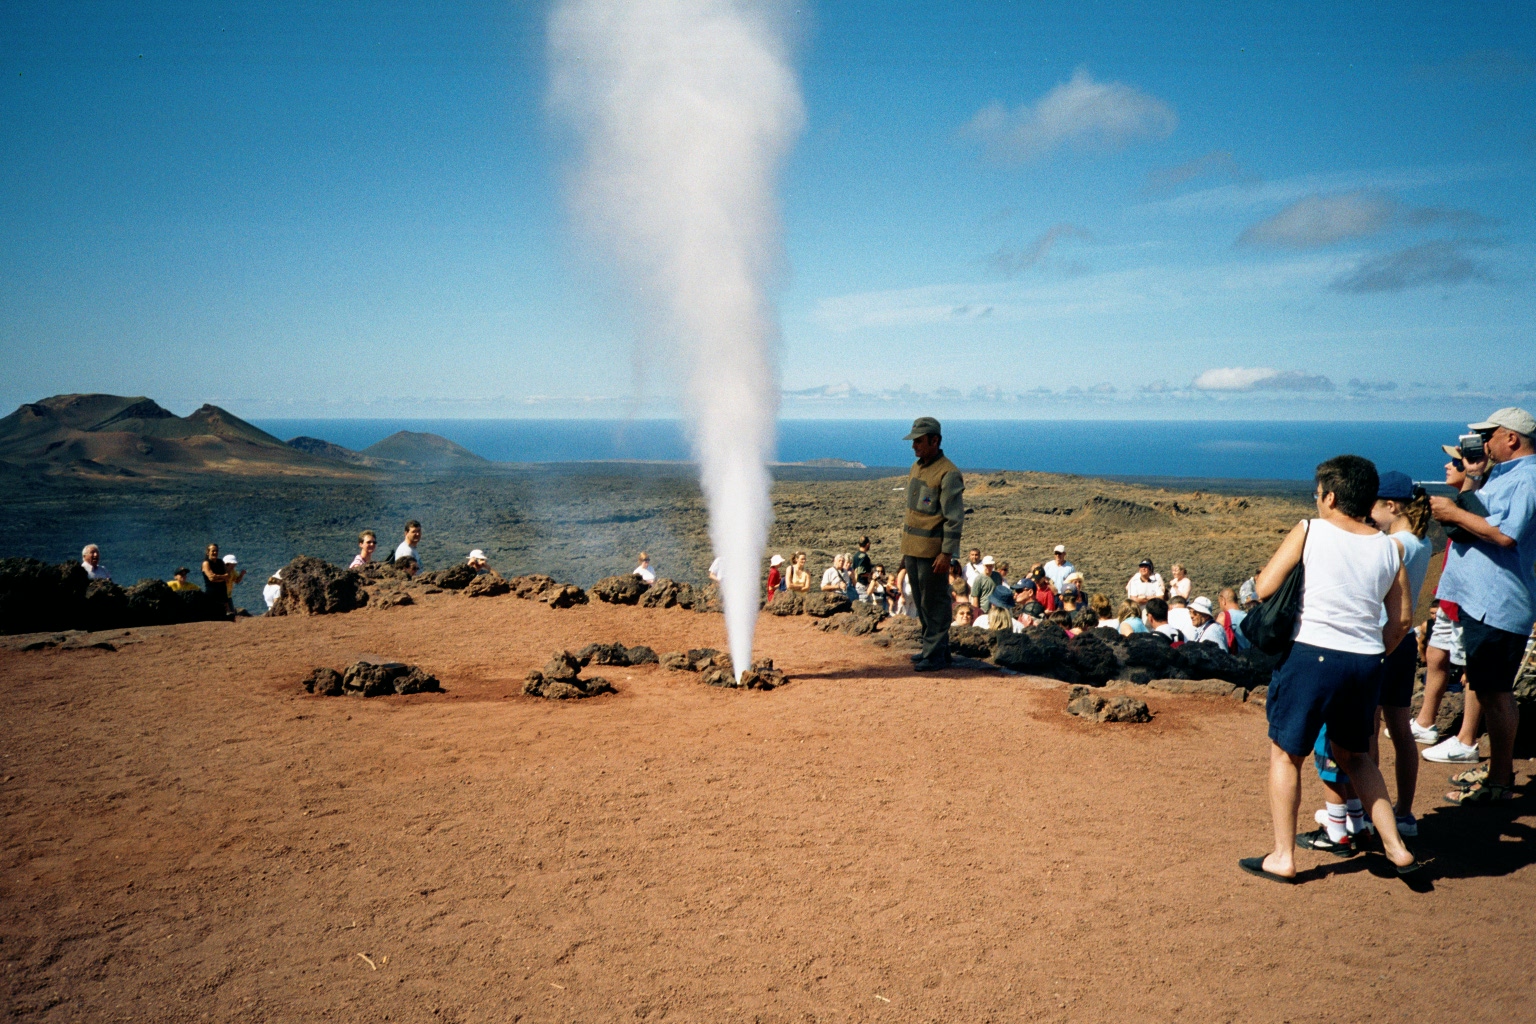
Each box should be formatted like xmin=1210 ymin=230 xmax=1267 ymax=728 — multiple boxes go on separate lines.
xmin=1449 ymin=765 xmax=1489 ymax=788
xmin=1443 ymin=781 xmax=1513 ymax=805
xmin=1295 ymin=827 xmax=1358 ymax=857
xmin=1239 ymin=856 xmax=1297 ymax=884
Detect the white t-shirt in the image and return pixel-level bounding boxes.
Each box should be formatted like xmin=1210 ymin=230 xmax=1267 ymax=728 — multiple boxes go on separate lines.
xmin=1167 ymin=606 xmax=1196 ymax=641
xmin=82 ymin=562 xmax=110 ymax=581
xmin=634 ymin=564 xmax=656 ymax=583
xmin=1154 ymin=623 xmax=1183 ymax=641
xmin=394 ymin=542 xmax=418 ymax=564
xmin=1169 ymin=576 xmax=1192 ymax=599
xmin=708 ymin=558 xmax=722 ymax=580
xmin=262 ymin=582 xmax=282 ymax=610
xmin=1097 ymin=617 xmax=1119 ymax=629
xmin=963 ymin=560 xmax=984 ymax=587
xmin=1127 ymin=573 xmax=1165 ymax=601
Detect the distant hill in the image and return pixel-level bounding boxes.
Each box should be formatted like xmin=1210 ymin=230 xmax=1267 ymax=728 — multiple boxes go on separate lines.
xmin=361 ymin=431 xmax=490 ymax=472
xmin=0 ymin=394 xmax=366 ymax=479
xmin=286 ymin=435 xmax=385 ymax=467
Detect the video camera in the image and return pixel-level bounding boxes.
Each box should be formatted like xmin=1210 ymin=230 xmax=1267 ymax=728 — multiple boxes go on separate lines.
xmin=1457 ymin=432 xmax=1486 ymax=463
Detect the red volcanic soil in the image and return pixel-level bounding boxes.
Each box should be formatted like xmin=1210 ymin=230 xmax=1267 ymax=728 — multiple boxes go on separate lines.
xmin=3 ymin=596 xmax=1534 ymax=1023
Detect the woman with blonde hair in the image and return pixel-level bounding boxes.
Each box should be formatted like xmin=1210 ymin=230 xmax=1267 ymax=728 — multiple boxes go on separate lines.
xmin=1117 ymin=597 xmax=1149 ymax=635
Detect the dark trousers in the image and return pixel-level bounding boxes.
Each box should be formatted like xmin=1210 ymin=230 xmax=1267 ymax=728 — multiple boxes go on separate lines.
xmin=904 ymin=554 xmax=952 ymax=662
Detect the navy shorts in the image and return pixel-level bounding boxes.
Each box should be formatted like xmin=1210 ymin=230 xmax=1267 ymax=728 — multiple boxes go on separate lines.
xmin=1266 ymin=642 xmax=1386 ymax=756
xmin=1462 ymin=616 xmax=1529 ymax=696
xmin=1378 ymin=629 xmax=1418 ymax=709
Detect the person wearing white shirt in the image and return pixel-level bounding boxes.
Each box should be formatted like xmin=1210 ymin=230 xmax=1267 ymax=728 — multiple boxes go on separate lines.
xmin=820 ymin=555 xmax=847 ymax=593
xmin=1166 ymin=599 xmax=1197 ymax=641
xmin=1187 ymin=596 xmax=1229 ymax=650
xmin=633 ymin=552 xmax=656 ymax=583
xmin=1042 ymin=545 xmax=1075 ymax=590
xmin=79 ymin=543 xmax=110 ymax=581
xmin=1168 ymin=564 xmax=1193 ymax=600
xmin=394 ymin=520 xmax=422 ymax=576
xmin=1144 ymin=598 xmax=1181 ymax=641
xmin=708 ymin=557 xmax=723 ymax=582
xmin=961 ymin=548 xmax=984 ymax=588
xmin=1126 ymin=559 xmax=1165 ymax=603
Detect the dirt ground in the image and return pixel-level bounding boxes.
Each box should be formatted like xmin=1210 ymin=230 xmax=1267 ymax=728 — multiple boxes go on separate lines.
xmin=3 ymin=595 xmax=1533 ymax=1024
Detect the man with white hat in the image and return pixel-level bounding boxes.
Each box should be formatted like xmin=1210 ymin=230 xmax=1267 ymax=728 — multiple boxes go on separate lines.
xmin=1430 ymin=407 xmax=1536 ymax=805
xmin=1187 ymin=595 xmax=1228 ymax=650
xmin=1042 ymin=544 xmax=1075 ymax=591
xmin=467 ymin=549 xmax=490 ymax=573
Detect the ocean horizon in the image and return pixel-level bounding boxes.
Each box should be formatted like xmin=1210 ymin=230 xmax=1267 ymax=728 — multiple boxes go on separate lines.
xmin=251 ymin=418 xmax=1470 ymax=485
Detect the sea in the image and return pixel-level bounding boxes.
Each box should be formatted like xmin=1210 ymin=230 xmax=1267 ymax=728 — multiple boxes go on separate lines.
xmin=251 ymin=418 xmax=1468 ymax=486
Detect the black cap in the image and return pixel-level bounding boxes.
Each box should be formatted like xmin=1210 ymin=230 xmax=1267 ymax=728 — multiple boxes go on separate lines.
xmin=1138 ymin=559 xmax=1154 ymax=568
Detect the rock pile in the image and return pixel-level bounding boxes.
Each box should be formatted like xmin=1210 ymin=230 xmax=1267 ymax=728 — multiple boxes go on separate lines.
xmin=1067 ymin=684 xmax=1151 ymax=723
xmin=0 ymin=557 xmax=226 ymax=635
xmin=590 ymin=575 xmax=649 ymax=605
xmin=300 ymin=661 xmax=442 ymax=697
xmin=268 ymin=556 xmax=370 ymax=616
xmin=659 ymin=647 xmax=786 ymax=689
xmin=640 ymin=578 xmax=697 ymax=610
xmin=523 ymin=650 xmax=615 ymax=699
xmin=574 ymin=641 xmax=658 ymax=666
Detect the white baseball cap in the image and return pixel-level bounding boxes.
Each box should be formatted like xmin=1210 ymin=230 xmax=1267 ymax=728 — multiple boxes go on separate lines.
xmin=1469 ymin=407 xmax=1536 ymax=436
xmin=467 ymin=549 xmax=487 ymax=562
xmin=222 ymin=554 xmax=238 ymax=564
xmin=1053 ymin=545 xmax=1066 ymax=554
xmin=769 ymin=554 xmax=784 ymax=566
xmin=981 ymin=555 xmax=995 ymax=566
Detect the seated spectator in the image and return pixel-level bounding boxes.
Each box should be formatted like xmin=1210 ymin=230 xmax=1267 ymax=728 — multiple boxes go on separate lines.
xmin=166 ymin=567 xmax=200 ymax=593
xmin=1187 ymin=596 xmax=1229 ymax=650
xmin=634 ymin=551 xmax=657 ymax=583
xmin=1015 ymin=598 xmax=1047 ymax=629
xmin=394 ymin=520 xmax=422 ymax=566
xmin=467 ymin=549 xmax=490 ymax=573
xmin=855 ymin=570 xmax=873 ymax=604
xmin=1071 ymin=608 xmax=1099 ymax=636
xmin=970 ymin=555 xmax=1002 ymax=607
xmin=1029 ymin=565 xmax=1059 ymax=612
xmin=1127 ymin=559 xmax=1165 ymax=603
xmin=1118 ymin=598 xmax=1151 ymax=636
xmin=948 ymin=560 xmax=970 ymax=609
xmin=1059 ymin=570 xmax=1086 ymax=606
xmin=395 ymin=555 xmax=419 ymax=578
xmin=1046 ymin=609 xmax=1074 ymax=633
xmin=1059 ymin=590 xmax=1082 ymax=614
xmin=985 ymin=585 xmax=1015 ymax=631
xmin=869 ymin=565 xmax=889 ymax=611
xmin=350 ymin=530 xmax=377 ymax=569
xmin=1168 ymin=563 xmax=1192 ymax=600
xmin=1144 ymin=597 xmax=1181 ymax=641
xmin=1218 ymin=587 xmax=1248 ymax=649
xmin=262 ymin=570 xmax=282 ymax=611
xmin=1167 ymin=594 xmax=1196 ymax=641
xmin=952 ymin=600 xmax=976 ymax=627
xmin=786 ymin=552 xmax=811 ymax=592
xmin=1089 ymin=593 xmax=1117 ymax=629
xmin=80 ymin=544 xmax=110 ymax=581
xmin=1238 ymin=577 xmax=1259 ymax=611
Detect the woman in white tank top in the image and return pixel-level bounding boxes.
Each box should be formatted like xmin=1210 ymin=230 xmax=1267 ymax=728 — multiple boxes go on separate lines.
xmin=1239 ymin=456 xmax=1419 ymax=883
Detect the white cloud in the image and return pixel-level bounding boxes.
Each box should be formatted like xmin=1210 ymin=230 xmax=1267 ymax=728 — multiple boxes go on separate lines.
xmin=959 ymin=68 xmax=1176 ymax=163
xmin=1239 ymin=190 xmax=1492 ymax=248
xmin=1192 ymin=367 xmax=1334 ymax=392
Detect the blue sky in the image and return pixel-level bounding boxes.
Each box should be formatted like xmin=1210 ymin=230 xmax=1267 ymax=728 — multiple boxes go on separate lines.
xmin=3 ymin=2 xmax=1533 ymax=420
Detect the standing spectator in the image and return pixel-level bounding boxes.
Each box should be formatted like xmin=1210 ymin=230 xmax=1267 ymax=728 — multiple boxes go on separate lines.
xmin=1168 ymin=564 xmax=1192 ymax=600
xmin=962 ymin=548 xmax=984 ymax=588
xmin=634 ymin=552 xmax=656 ymax=583
xmin=201 ymin=544 xmax=230 ymax=615
xmin=1042 ymin=545 xmax=1075 ymax=591
xmin=1218 ymin=588 xmax=1248 ymax=650
xmin=166 ymin=567 xmax=200 ymax=593
xmin=1368 ymin=470 xmax=1435 ymax=833
xmin=900 ymin=417 xmax=965 ymax=671
xmin=1416 ymin=450 xmax=1473 ymax=748
xmin=80 ymin=544 xmax=110 ymax=581
xmin=394 ymin=521 xmax=422 ymax=573
xmin=1187 ymin=596 xmax=1228 ymax=649
xmin=970 ymin=555 xmax=1001 ymax=608
xmin=785 ymin=551 xmax=811 ymax=593
xmin=765 ymin=554 xmax=784 ymax=601
xmin=1126 ymin=560 xmax=1165 ymax=604
xmin=851 ymin=537 xmax=873 ymax=581
xmin=350 ymin=530 xmax=377 ymax=569
xmin=1430 ymin=408 xmax=1536 ymax=805
xmin=221 ymin=555 xmax=245 ymax=613
xmin=1029 ymin=564 xmax=1058 ymax=612
xmin=1239 ymin=455 xmax=1418 ymax=883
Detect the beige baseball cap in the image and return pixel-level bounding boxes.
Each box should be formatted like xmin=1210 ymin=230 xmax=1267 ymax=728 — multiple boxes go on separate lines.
xmin=1469 ymin=407 xmax=1536 ymax=436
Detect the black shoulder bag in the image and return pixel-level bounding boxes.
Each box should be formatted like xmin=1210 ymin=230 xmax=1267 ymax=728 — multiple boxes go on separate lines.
xmin=1240 ymin=520 xmax=1309 ymax=659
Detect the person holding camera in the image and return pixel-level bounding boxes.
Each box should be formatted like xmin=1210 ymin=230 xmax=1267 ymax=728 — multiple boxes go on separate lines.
xmin=1430 ymin=407 xmax=1536 ymax=805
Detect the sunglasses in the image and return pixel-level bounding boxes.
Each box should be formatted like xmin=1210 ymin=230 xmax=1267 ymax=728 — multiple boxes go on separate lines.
xmin=1452 ymin=458 xmax=1464 ymax=471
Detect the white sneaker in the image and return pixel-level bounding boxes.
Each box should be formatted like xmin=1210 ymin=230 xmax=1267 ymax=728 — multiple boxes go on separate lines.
xmin=1409 ymin=720 xmax=1438 ymax=745
xmin=1422 ymin=736 xmax=1481 ymax=763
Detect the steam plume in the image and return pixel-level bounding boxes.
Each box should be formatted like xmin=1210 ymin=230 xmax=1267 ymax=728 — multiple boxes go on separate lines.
xmin=548 ymin=0 xmax=803 ymax=677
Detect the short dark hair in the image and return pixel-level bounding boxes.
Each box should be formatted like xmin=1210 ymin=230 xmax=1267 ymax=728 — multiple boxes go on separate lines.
xmin=858 ymin=536 xmax=870 ymax=548
xmin=404 ymin=520 xmax=422 ymax=532
xmin=1315 ymin=455 xmax=1378 ymax=519
xmin=174 ymin=566 xmax=189 ymax=576
xmin=1072 ymin=608 xmax=1098 ymax=630
xmin=1144 ymin=597 xmax=1169 ymax=622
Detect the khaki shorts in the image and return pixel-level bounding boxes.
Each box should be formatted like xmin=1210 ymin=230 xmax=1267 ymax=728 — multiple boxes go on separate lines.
xmin=1426 ymin=607 xmax=1465 ymax=667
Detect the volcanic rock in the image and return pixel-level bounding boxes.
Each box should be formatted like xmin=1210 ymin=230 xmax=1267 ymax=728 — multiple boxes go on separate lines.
xmin=420 ymin=563 xmax=478 ymax=590
xmin=542 ymin=650 xmax=583 ymax=682
xmin=639 ymin=578 xmax=696 ymax=610
xmin=1065 ymin=632 xmax=1119 ymax=685
xmin=765 ymin=592 xmax=805 ymax=616
xmin=509 ymin=574 xmax=558 ymax=599
xmin=300 ymin=667 xmax=344 ymax=696
xmin=591 ymin=574 xmax=649 ymax=605
xmin=948 ymin=625 xmax=997 ymax=660
xmin=575 ymin=642 xmax=632 ymax=667
xmin=1147 ymin=677 xmax=1237 ymax=697
xmin=82 ymin=578 xmax=130 ymax=632
xmin=1067 ymin=685 xmax=1151 ymax=723
xmin=1121 ymin=634 xmax=1178 ymax=674
xmin=0 ymin=559 xmax=89 ymax=635
xmin=543 ymin=584 xmax=587 ymax=609
xmin=660 ymin=651 xmax=690 ymax=671
xmin=267 ymin=556 xmax=368 ymax=616
xmin=802 ymin=592 xmax=852 ymax=618
xmin=625 ymin=645 xmax=658 ymax=665
xmin=991 ymin=630 xmax=1064 ymax=676
xmin=522 ymin=651 xmax=616 ymax=699
xmin=463 ymin=571 xmax=510 ymax=598
xmin=336 ymin=661 xmax=441 ymax=698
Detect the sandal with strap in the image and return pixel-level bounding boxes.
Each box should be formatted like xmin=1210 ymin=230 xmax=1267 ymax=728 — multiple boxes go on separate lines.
xmin=1443 ymin=780 xmax=1513 ymax=805
xmin=1449 ymin=764 xmax=1488 ymax=788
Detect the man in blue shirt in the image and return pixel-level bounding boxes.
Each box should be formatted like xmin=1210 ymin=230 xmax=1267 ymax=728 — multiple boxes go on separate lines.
xmin=1432 ymin=407 xmax=1536 ymax=803
xmin=1042 ymin=545 xmax=1075 ymax=591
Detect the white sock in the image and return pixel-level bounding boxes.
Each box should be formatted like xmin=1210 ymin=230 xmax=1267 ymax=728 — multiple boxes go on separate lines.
xmin=1345 ymin=798 xmax=1366 ymax=834
xmin=1325 ymin=802 xmax=1349 ymax=842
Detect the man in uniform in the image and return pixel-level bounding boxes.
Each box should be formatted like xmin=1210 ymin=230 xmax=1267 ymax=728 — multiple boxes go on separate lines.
xmin=901 ymin=417 xmax=965 ymax=670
